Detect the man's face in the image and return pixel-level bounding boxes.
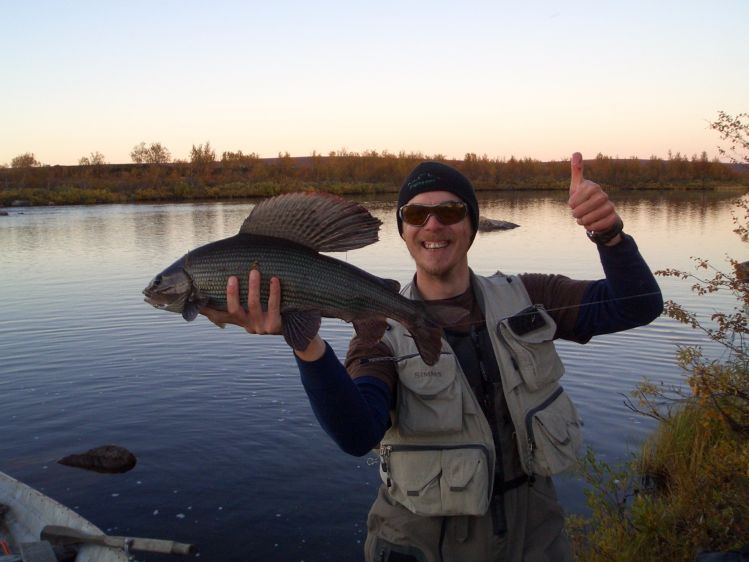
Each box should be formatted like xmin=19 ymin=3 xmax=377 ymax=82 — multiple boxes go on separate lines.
xmin=401 ymin=190 xmax=473 ymax=281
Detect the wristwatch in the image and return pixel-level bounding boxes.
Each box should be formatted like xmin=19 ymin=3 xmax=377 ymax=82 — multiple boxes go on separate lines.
xmin=587 ymin=217 xmax=624 ymax=245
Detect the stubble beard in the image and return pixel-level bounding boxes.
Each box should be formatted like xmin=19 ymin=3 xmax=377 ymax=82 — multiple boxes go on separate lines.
xmin=412 ymin=251 xmax=469 ymax=286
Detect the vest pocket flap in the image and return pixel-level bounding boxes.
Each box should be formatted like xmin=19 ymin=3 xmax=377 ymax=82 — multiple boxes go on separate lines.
xmin=397 ymin=354 xmax=457 ymax=396
xmin=498 ymin=315 xmax=564 ymax=392
xmin=381 ymin=445 xmax=491 ymax=517
xmin=389 ymin=450 xmax=442 ymax=496
xmin=526 ymin=390 xmax=583 ymax=476
xmin=397 ymin=355 xmax=463 ymax=435
xmin=534 ymin=409 xmax=571 ymax=445
xmin=503 ymin=306 xmax=557 ymax=343
xmin=442 ymin=448 xmax=484 ymax=491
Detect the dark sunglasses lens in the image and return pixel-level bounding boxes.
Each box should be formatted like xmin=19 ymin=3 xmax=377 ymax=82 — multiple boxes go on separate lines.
xmin=401 ymin=205 xmax=430 ymax=225
xmin=433 ymin=203 xmax=467 ymax=225
xmin=401 ymin=203 xmax=467 ymax=226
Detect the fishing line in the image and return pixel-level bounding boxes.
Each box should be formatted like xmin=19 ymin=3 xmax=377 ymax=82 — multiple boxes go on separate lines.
xmin=431 ymin=289 xmax=665 ymax=329
xmin=358 ymin=289 xmax=664 ymax=364
xmin=520 ymin=290 xmax=664 ymax=319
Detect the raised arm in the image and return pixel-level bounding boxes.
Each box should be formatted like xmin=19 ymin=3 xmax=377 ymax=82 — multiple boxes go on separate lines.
xmin=567 ymin=152 xmax=663 ymax=339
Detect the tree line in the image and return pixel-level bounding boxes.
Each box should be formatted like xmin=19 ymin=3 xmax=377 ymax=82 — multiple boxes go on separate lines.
xmin=1 ymin=143 xmax=747 ymax=207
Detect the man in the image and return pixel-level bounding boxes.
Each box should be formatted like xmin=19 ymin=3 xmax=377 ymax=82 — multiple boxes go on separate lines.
xmin=201 ymin=153 xmax=663 ymax=561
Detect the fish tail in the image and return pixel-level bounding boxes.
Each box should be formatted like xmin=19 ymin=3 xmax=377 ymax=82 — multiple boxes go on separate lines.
xmin=406 ymin=311 xmax=444 ymax=366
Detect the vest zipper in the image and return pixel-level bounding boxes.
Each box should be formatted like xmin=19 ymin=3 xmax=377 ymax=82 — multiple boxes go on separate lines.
xmin=495 ymin=324 xmax=542 ymax=480
xmin=523 ymin=386 xmax=564 ymax=478
xmin=379 ymin=444 xmax=392 ymax=487
xmin=470 ymin=326 xmax=495 ymax=415
xmin=378 ymin=443 xmax=492 ymax=489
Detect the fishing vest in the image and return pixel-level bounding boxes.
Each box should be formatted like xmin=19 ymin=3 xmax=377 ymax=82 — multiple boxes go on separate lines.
xmin=377 ymin=272 xmax=583 ymax=517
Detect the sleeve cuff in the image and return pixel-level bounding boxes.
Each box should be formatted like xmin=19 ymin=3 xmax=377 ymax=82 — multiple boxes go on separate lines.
xmin=596 ymin=232 xmax=638 ymax=257
xmin=295 ymin=340 xmax=347 ymax=390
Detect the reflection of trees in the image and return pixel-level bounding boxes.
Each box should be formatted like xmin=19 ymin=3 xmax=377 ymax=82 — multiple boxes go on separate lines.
xmin=362 ymin=191 xmax=741 ymax=239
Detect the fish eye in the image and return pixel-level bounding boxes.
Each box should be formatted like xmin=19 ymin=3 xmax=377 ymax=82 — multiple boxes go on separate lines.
xmin=152 ymin=275 xmax=163 ymax=287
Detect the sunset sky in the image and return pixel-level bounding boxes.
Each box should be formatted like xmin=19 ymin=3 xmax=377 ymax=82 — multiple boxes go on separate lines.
xmin=2 ymin=1 xmax=747 ymax=167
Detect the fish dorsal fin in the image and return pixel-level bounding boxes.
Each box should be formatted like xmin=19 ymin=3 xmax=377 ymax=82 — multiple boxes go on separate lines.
xmin=239 ymin=192 xmax=382 ymax=252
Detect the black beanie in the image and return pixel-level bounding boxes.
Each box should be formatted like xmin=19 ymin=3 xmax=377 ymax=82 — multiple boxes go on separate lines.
xmin=397 ymin=161 xmax=479 ymax=237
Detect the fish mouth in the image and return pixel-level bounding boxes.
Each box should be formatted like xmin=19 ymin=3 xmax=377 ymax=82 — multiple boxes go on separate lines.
xmin=143 ymin=288 xmax=173 ymax=309
xmin=143 ymin=293 xmax=170 ymax=309
xmin=143 ymin=290 xmax=188 ymax=313
xmin=142 ymin=272 xmax=190 ymax=313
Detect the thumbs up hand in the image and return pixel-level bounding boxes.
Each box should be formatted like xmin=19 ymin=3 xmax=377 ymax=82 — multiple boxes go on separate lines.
xmin=569 ymin=152 xmax=623 ymax=245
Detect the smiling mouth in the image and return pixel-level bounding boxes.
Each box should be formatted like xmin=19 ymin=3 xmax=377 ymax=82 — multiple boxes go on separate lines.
xmin=423 ymin=241 xmax=449 ymax=249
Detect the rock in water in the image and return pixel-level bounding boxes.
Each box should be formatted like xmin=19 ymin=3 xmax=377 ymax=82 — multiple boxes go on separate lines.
xmin=478 ymin=216 xmax=520 ymax=232
xmin=58 ymin=445 xmax=137 ymax=473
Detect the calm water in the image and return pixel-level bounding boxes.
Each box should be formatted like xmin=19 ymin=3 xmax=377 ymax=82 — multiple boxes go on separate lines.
xmin=1 ymin=190 xmax=746 ymax=561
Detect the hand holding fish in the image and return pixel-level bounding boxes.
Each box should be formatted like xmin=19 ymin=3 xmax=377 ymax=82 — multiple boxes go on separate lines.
xmin=568 ymin=152 xmax=623 ymax=245
xmin=200 ymin=270 xmax=327 ymax=360
xmin=200 ymin=270 xmax=282 ymax=335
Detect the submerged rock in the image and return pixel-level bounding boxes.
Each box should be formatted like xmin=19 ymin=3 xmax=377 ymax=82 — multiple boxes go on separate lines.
xmin=478 ymin=216 xmax=520 ymax=232
xmin=58 ymin=445 xmax=137 ymax=474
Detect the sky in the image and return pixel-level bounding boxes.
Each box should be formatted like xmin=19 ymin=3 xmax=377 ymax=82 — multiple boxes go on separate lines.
xmin=2 ymin=1 xmax=747 ymax=167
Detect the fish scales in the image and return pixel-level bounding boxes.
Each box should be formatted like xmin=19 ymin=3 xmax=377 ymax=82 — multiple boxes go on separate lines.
xmin=186 ymin=234 xmax=416 ymax=322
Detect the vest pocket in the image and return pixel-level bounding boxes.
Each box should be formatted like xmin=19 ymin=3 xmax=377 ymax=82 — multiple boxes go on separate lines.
xmin=396 ymin=356 xmax=462 ymax=435
xmin=498 ymin=308 xmax=564 ymax=391
xmin=524 ymin=387 xmax=583 ymax=476
xmin=379 ymin=444 xmax=491 ymax=516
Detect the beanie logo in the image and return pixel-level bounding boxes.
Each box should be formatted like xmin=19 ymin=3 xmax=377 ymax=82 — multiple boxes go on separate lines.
xmin=407 ymin=172 xmax=442 ymax=191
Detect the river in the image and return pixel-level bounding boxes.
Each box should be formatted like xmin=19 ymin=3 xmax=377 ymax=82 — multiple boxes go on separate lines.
xmin=0 ymin=189 xmax=746 ymax=561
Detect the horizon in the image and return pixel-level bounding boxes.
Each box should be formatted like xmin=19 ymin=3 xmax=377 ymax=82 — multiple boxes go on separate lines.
xmin=1 ymin=149 xmax=737 ymax=169
xmin=2 ymin=1 xmax=747 ymax=167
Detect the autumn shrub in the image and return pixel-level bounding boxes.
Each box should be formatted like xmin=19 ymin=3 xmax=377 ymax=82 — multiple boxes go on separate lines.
xmin=568 ymin=196 xmax=749 ymax=561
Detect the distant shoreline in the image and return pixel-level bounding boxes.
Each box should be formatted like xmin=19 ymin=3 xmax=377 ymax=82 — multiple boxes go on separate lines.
xmin=1 ymin=154 xmax=747 ymax=207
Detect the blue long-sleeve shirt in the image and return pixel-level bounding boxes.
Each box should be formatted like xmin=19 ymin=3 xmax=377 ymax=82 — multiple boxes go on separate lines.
xmin=296 ymin=234 xmax=663 ymax=456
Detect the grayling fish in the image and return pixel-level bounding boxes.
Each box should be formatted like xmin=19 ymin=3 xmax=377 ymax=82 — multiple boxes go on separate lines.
xmin=143 ymin=192 xmax=443 ymax=365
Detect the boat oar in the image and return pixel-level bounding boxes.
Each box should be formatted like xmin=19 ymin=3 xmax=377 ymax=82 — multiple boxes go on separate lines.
xmin=41 ymin=525 xmax=196 ymax=556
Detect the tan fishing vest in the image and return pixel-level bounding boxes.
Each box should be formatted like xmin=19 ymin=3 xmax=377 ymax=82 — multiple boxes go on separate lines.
xmin=378 ymin=272 xmax=583 ymax=517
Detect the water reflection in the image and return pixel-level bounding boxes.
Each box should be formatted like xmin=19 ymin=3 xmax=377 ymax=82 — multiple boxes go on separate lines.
xmin=0 ymin=189 xmax=746 ymax=562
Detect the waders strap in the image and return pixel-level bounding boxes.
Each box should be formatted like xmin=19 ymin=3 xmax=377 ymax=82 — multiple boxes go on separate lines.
xmin=492 ymin=474 xmax=529 ymax=536
xmin=494 ymin=473 xmax=529 ymax=494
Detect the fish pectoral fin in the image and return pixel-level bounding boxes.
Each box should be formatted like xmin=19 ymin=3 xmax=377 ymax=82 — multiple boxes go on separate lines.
xmin=352 ymin=317 xmax=388 ymax=345
xmin=183 ymin=291 xmax=210 ymax=321
xmin=182 ymin=294 xmax=209 ymax=322
xmin=182 ymin=301 xmax=201 ymax=321
xmin=282 ymin=310 xmax=322 ymax=351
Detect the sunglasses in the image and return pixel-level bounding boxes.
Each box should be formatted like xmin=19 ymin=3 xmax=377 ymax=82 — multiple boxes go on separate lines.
xmin=399 ymin=201 xmax=468 ymax=227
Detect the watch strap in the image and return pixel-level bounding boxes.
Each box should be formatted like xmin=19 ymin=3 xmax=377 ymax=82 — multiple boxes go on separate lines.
xmin=587 ymin=217 xmax=624 ymax=245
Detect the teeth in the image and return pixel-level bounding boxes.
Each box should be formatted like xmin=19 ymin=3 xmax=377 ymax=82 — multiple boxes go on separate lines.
xmin=423 ymin=241 xmax=448 ymax=249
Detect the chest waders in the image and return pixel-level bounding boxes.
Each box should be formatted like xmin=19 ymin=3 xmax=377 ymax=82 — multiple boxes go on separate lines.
xmin=364 ymin=273 xmax=580 ymax=562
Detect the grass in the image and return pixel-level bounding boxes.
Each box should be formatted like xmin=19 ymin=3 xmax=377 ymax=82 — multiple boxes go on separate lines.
xmin=569 ymin=398 xmax=749 ymax=562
